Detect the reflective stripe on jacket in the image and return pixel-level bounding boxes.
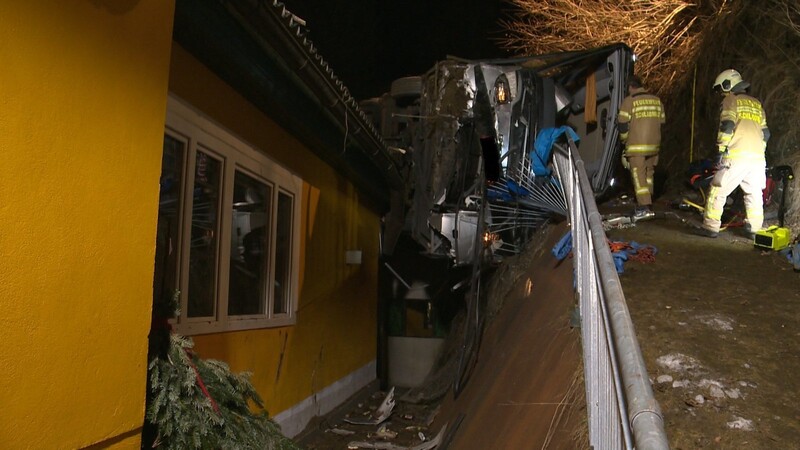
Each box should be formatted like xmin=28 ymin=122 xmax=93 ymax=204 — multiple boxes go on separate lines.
xmin=617 ymin=87 xmax=665 ymax=156
xmin=717 ymin=93 xmax=768 ymax=161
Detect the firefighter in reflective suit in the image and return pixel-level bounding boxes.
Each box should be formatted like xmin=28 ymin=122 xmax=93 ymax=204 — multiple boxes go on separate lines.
xmin=618 ymin=76 xmax=665 ymax=220
xmin=696 ymin=69 xmax=770 ymax=238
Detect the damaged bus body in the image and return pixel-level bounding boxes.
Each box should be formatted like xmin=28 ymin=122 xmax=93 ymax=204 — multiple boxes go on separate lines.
xmin=374 ymin=44 xmax=632 ymax=268
xmin=370 ymin=44 xmax=633 ymax=385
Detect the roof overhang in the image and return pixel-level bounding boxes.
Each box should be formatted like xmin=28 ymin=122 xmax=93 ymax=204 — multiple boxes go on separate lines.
xmin=173 ymin=0 xmax=404 ymax=211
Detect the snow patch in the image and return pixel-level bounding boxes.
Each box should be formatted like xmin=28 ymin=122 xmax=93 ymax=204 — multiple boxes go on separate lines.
xmin=727 ymin=416 xmax=754 ymax=431
xmin=725 ymin=388 xmax=741 ymax=399
xmin=698 ymin=379 xmax=726 ymax=398
xmin=656 ymin=353 xmax=701 ymax=373
xmin=696 ymin=314 xmax=735 ymax=331
xmin=656 ymin=375 xmax=673 ymax=384
xmin=709 ymin=385 xmax=725 ymax=398
xmin=698 ymin=379 xmax=723 ymax=389
xmin=672 ymin=380 xmax=691 ymax=388
xmin=685 ymin=379 xmax=746 ymax=400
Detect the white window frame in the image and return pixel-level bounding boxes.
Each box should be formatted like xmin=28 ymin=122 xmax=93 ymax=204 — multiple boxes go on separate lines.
xmin=163 ymin=94 xmax=301 ymax=335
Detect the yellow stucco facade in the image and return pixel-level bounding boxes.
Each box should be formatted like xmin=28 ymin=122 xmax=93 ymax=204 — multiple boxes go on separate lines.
xmin=169 ymin=44 xmax=379 ymax=416
xmin=1 ymin=2 xmax=380 ymax=447
xmin=0 ymin=1 xmax=175 ymax=448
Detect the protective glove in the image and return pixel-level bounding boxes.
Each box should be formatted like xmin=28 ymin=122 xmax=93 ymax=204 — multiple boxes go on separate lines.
xmin=714 ymin=145 xmax=728 ymax=170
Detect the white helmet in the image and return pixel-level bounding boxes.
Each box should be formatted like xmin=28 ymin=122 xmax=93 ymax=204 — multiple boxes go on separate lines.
xmin=713 ymin=69 xmax=744 ymax=92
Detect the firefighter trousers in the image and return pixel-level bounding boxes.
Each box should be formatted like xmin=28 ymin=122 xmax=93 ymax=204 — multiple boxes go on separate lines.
xmin=702 ymin=158 xmax=766 ymax=232
xmin=626 ymin=154 xmax=658 ymax=207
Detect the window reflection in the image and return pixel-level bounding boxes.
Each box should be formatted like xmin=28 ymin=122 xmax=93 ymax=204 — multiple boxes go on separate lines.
xmin=228 ymin=170 xmax=272 ymax=316
xmin=274 ymin=191 xmax=293 ymax=315
xmin=187 ymin=150 xmax=221 ymax=318
xmin=153 ymin=135 xmax=184 ymax=309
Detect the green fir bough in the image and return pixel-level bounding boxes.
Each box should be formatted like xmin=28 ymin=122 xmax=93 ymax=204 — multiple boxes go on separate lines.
xmin=143 ymin=293 xmax=301 ymax=449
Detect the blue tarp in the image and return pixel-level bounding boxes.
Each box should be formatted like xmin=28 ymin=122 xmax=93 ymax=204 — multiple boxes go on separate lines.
xmin=531 ymin=126 xmax=580 ymax=176
xmin=610 ymin=240 xmax=659 ymax=274
xmin=487 ymin=178 xmax=532 ymax=203
xmin=552 ymin=231 xmax=572 ymax=261
xmin=780 ymin=243 xmax=800 ymax=271
xmin=612 ymin=251 xmax=629 ymax=273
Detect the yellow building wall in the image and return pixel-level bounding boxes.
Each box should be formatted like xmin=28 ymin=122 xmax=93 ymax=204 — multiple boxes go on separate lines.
xmin=169 ymin=45 xmax=380 ymax=415
xmin=0 ymin=2 xmax=175 ymax=449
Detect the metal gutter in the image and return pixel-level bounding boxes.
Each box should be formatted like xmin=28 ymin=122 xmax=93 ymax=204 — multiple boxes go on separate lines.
xmin=223 ymin=0 xmax=404 ymax=191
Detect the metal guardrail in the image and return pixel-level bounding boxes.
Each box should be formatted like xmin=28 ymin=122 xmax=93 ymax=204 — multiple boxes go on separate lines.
xmin=552 ymin=140 xmax=670 ymax=450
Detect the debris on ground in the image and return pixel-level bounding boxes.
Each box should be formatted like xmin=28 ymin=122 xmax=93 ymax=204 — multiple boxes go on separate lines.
xmin=344 ymin=388 xmax=396 ymax=426
xmin=608 ymin=239 xmax=658 ymax=272
xmin=603 ymin=214 xmax=636 ymax=230
xmin=345 ymin=424 xmax=447 ymax=450
xmin=329 ymin=428 xmax=356 ymax=436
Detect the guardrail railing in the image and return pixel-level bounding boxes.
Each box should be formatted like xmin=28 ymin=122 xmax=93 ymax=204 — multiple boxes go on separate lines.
xmin=552 ymin=139 xmax=670 ymax=450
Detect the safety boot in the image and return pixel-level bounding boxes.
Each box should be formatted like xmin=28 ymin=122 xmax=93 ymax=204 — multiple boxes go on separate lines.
xmin=632 ymin=206 xmax=655 ymax=222
xmin=694 ymin=227 xmax=719 ymax=238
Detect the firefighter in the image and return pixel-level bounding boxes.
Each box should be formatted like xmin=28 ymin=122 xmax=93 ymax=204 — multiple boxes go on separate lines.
xmin=618 ymin=76 xmax=665 ymax=220
xmin=696 ymin=69 xmax=770 ymax=238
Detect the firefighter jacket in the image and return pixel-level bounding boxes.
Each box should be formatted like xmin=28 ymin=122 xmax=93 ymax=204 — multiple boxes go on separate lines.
xmin=717 ymin=92 xmax=768 ymax=161
xmin=617 ymin=87 xmax=665 ymax=156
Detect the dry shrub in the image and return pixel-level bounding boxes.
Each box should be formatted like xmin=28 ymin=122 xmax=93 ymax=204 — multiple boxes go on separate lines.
xmin=662 ymin=0 xmax=800 ymax=229
xmin=500 ymin=0 xmax=734 ymax=96
xmin=501 ymin=0 xmax=800 ymax=233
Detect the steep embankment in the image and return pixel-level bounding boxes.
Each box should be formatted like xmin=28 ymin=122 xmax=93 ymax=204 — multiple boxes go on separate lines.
xmin=433 ymin=222 xmax=588 ymax=449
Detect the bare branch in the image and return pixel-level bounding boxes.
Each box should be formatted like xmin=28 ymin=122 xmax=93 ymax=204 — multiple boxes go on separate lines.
xmin=500 ymin=0 xmax=735 ymax=95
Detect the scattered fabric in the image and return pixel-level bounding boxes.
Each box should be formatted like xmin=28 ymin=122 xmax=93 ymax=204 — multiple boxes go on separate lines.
xmin=609 ymin=240 xmax=658 ymax=273
xmin=552 ymin=231 xmax=573 ymax=261
xmin=780 ymin=242 xmax=800 ymax=271
xmin=612 ymin=250 xmax=628 ymax=273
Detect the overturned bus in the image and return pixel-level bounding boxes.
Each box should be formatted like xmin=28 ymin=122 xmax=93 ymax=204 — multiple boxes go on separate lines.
xmin=366 ymin=45 xmax=634 ymax=366
xmin=369 ymin=44 xmax=633 ymax=267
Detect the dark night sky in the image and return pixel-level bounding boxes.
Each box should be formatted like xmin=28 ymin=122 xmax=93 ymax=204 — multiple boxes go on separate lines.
xmin=282 ymin=0 xmax=512 ymax=100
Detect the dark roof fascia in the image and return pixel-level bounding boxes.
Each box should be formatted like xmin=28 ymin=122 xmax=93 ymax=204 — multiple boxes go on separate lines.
xmin=173 ymin=0 xmax=403 ymax=211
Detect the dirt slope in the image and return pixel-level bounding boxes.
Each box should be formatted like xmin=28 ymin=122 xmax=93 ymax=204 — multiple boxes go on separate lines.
xmin=431 ymin=222 xmax=586 ymax=449
xmin=296 ymin=223 xmax=588 ymax=449
xmin=297 ymin=202 xmax=800 ymax=450
xmin=608 ymin=208 xmax=800 ymax=449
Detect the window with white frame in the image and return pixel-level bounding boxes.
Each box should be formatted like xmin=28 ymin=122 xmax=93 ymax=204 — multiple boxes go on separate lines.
xmin=152 ymin=95 xmax=301 ymax=334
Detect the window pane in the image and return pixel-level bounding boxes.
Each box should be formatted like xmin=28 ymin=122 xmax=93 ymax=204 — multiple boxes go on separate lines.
xmin=153 ymin=135 xmax=184 ymax=311
xmin=187 ymin=150 xmax=222 ymax=318
xmin=273 ymin=191 xmax=293 ymax=315
xmin=228 ymin=171 xmax=272 ymax=316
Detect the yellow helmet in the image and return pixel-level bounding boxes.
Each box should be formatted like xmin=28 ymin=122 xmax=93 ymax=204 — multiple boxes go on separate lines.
xmin=713 ymin=69 xmax=744 ymax=92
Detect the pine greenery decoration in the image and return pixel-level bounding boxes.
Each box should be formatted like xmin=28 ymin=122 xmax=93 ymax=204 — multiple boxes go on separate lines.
xmin=143 ymin=293 xmax=301 ymax=449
